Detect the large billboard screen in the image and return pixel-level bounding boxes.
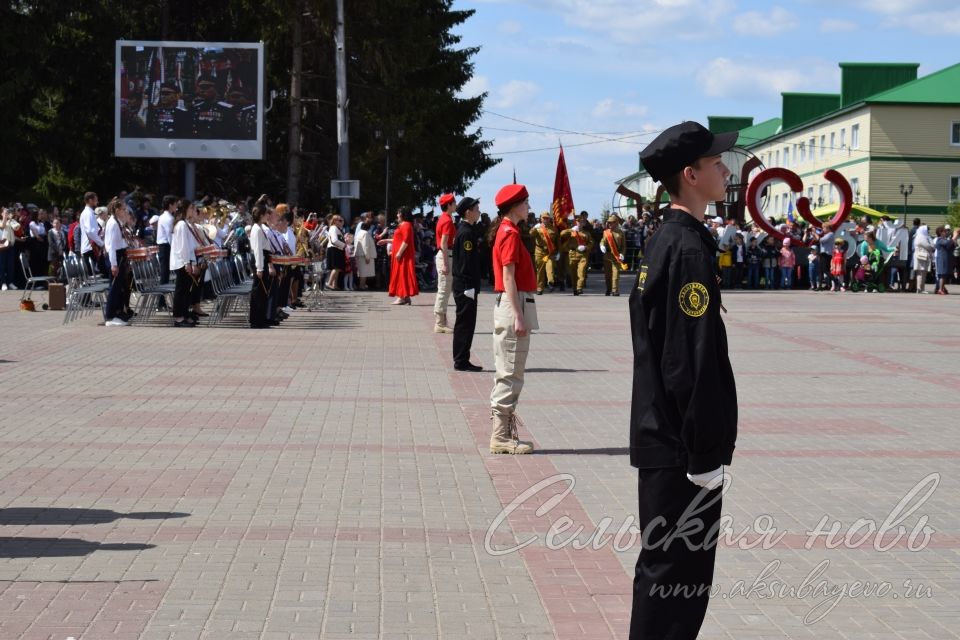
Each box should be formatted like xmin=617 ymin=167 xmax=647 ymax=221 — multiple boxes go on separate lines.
xmin=115 ymin=40 xmax=264 ymax=160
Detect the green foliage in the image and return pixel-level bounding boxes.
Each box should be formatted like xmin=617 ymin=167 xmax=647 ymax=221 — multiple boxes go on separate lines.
xmin=0 ymin=0 xmax=496 ymax=211
xmin=946 ymin=201 xmax=960 ymax=230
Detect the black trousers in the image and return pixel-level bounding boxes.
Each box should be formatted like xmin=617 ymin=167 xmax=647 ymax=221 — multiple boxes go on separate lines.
xmin=105 ymin=251 xmax=128 ymax=320
xmin=249 ymin=272 xmax=272 ymax=327
xmin=172 ymin=267 xmax=194 ymax=319
xmin=82 ymin=249 xmax=108 ymax=279
xmin=630 ymin=467 xmax=722 ymax=640
xmin=157 ymin=243 xmax=171 ymax=284
xmin=452 ymin=288 xmax=478 ymax=367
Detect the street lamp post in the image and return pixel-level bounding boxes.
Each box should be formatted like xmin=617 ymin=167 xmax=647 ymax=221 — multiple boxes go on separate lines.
xmin=899 ymin=183 xmax=913 ymax=223
xmin=899 ymin=183 xmax=914 ymax=292
xmin=375 ymin=128 xmax=404 ymax=215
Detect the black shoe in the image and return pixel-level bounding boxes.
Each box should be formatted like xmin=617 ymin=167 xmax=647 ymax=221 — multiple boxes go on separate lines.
xmin=250 ymin=322 xmax=272 ymax=329
xmin=173 ymin=319 xmax=196 ymax=328
xmin=454 ymin=363 xmax=483 ymax=372
xmin=548 ymin=285 xmax=555 ymax=293
xmin=194 ymin=311 xmax=210 ymax=317
xmin=605 ymin=291 xmax=611 ymax=296
xmin=612 ymin=292 xmax=620 ymax=296
xmin=537 ymin=290 xmax=543 ymax=295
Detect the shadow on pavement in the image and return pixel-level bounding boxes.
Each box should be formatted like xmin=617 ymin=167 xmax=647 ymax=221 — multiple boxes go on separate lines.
xmin=536 ymin=447 xmax=628 ymax=456
xmin=525 ymin=368 xmax=609 ymax=373
xmin=0 ymin=538 xmax=155 ymax=558
xmin=0 ymin=508 xmax=190 ymax=526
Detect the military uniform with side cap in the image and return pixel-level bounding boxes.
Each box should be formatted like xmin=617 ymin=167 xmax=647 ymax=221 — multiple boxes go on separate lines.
xmin=600 ymin=214 xmax=627 ymax=295
xmin=628 ymin=122 xmax=739 ymax=640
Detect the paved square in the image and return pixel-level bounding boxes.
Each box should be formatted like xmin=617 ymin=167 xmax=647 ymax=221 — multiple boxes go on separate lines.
xmin=0 ymin=281 xmax=957 ymax=639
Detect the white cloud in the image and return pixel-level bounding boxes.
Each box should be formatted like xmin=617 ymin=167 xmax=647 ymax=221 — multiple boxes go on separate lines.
xmin=591 ymin=99 xmax=648 ymax=119
xmin=887 ymin=7 xmax=960 ymax=33
xmin=490 ymin=80 xmax=541 ymax=109
xmin=497 ymin=20 xmax=522 ymax=34
xmin=820 ymin=18 xmax=858 ymax=32
xmin=696 ymin=57 xmax=838 ymax=99
xmin=459 ymin=75 xmax=490 ymax=99
xmin=538 ymin=0 xmax=736 ymax=43
xmin=733 ymin=6 xmax=798 ymax=36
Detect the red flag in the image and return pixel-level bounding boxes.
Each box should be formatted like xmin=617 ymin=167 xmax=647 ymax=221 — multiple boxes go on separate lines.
xmin=551 ymin=146 xmax=575 ymax=231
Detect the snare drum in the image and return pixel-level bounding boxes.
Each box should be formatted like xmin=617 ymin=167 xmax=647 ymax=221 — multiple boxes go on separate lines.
xmin=271 ymin=255 xmax=300 ymax=267
xmin=127 ymin=247 xmax=151 ymax=261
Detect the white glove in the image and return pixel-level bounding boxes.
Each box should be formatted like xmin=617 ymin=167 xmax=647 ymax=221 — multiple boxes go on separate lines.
xmin=619 ymin=254 xmax=625 ymax=262
xmin=572 ymin=225 xmax=579 ymax=232
xmin=554 ymin=253 xmax=560 ymax=261
xmin=686 ymin=466 xmax=725 ymax=491
xmin=600 ymin=244 xmax=607 ymax=254
xmin=577 ymin=245 xmax=586 ymax=252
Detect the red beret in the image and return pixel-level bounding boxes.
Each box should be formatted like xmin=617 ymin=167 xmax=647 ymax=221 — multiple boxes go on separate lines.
xmin=495 ymin=184 xmax=528 ymax=209
xmin=438 ymin=193 xmax=455 ymax=207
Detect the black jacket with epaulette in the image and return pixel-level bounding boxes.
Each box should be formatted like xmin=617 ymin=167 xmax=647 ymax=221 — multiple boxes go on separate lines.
xmin=628 ymin=208 xmax=737 ymax=473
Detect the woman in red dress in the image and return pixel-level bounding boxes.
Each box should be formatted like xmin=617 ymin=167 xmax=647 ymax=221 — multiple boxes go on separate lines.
xmin=388 ymin=206 xmax=419 ymax=305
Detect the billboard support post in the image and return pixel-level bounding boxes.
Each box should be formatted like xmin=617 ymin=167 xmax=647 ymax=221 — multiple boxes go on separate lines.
xmin=335 ymin=0 xmax=351 ymax=222
xmin=184 ymin=160 xmax=196 ymax=200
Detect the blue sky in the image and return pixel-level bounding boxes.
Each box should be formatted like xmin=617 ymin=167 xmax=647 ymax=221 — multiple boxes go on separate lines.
xmin=452 ymin=0 xmax=960 ymax=215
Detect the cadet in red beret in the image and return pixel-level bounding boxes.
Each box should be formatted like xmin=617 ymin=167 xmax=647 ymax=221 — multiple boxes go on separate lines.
xmin=488 ymin=184 xmax=537 ymax=454
xmin=433 ymin=194 xmax=458 ymax=333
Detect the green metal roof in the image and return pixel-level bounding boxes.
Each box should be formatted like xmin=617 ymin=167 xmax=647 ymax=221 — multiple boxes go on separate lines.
xmin=781 ymin=93 xmax=841 ymax=130
xmin=736 ymin=117 xmax=782 ymax=145
xmin=865 ymin=62 xmax=960 ymax=104
xmin=839 ymin=62 xmax=919 ymax=107
xmin=708 ymin=116 xmax=754 ymax=133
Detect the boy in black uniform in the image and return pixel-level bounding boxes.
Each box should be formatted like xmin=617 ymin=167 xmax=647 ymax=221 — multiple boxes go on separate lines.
xmin=451 ymin=197 xmax=483 ymax=371
xmin=628 ymin=122 xmax=739 ymax=640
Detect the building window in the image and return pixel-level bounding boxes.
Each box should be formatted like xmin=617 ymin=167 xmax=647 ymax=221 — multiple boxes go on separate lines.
xmin=784 ymin=146 xmax=790 ymax=168
xmin=840 ymin=128 xmax=846 ymax=150
xmin=818 ymin=184 xmax=825 ymax=205
xmin=820 ymin=135 xmax=826 ymax=158
xmin=799 ymin=142 xmax=806 ymax=163
xmin=951 ymin=176 xmax=960 ymax=201
xmin=851 ymin=178 xmax=860 ymax=201
xmin=851 ymin=124 xmax=860 ymax=150
xmin=807 ymin=186 xmax=814 ymax=203
xmin=775 ymin=149 xmax=780 ymax=167
xmin=829 ymin=185 xmax=836 ymax=204
xmin=774 ymin=194 xmax=780 ymax=214
xmin=830 ymin=132 xmax=836 ymax=155
xmin=951 ymin=122 xmax=960 ymax=145
xmin=809 ymin=137 xmax=816 ymax=157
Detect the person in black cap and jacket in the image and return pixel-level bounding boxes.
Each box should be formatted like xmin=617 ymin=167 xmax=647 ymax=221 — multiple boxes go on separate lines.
xmin=451 ymin=197 xmax=483 ymax=371
xmin=628 ymin=121 xmax=739 ymax=640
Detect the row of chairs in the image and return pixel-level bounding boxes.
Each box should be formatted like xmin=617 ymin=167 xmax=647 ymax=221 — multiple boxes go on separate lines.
xmin=62 ymin=254 xmax=110 ymax=324
xmin=56 ymin=250 xmax=280 ymax=327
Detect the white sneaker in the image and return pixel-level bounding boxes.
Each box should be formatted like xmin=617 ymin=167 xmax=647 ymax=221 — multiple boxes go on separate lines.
xmin=282 ymin=306 xmax=294 ymax=313
xmin=106 ymin=317 xmax=130 ymax=326
xmin=1 ymin=284 xmax=6 ymax=291
xmin=8 ymin=284 xmax=17 ymax=290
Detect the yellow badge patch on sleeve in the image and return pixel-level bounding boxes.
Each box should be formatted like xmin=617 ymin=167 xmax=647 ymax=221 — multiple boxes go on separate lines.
xmin=679 ymin=282 xmax=709 ymax=317
xmin=637 ymin=265 xmax=649 ymax=291
xmin=464 ymin=240 xmax=473 ymax=251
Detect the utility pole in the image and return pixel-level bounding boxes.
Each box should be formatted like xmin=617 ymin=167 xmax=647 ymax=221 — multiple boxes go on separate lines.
xmin=286 ymin=0 xmax=304 ymax=205
xmin=335 ymin=0 xmax=351 ymax=221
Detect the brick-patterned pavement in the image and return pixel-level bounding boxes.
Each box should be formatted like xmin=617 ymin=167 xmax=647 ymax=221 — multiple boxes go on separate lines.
xmin=0 ymin=279 xmax=957 ymax=639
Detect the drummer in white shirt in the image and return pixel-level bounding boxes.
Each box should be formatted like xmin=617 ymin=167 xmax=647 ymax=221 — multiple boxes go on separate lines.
xmin=103 ymin=197 xmax=131 ymax=326
xmin=170 ymin=198 xmax=201 ymax=327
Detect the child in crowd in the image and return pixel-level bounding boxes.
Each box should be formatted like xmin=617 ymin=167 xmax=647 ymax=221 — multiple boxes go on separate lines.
xmin=854 ymin=255 xmax=869 ymax=290
xmin=732 ymin=233 xmax=746 ymax=289
xmin=807 ymin=245 xmax=819 ymax=291
xmin=779 ymin=237 xmax=796 ymax=289
xmin=830 ymin=239 xmax=847 ymax=292
xmin=746 ymin=236 xmax=762 ymax=289
xmin=761 ymin=235 xmax=779 ymax=290
xmin=343 ymin=232 xmax=355 ymax=291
